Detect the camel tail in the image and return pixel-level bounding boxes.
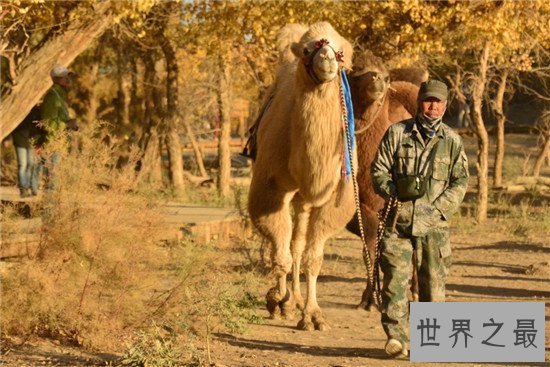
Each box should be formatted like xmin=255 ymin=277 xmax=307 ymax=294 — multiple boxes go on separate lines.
xmin=277 ymin=23 xmax=308 ymax=65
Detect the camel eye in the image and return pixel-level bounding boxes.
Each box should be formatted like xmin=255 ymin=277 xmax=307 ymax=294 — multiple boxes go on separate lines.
xmin=303 ymin=48 xmax=310 ymax=56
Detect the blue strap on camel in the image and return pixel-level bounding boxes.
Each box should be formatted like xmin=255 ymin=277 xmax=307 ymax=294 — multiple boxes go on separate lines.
xmin=341 ymin=68 xmax=355 ymax=179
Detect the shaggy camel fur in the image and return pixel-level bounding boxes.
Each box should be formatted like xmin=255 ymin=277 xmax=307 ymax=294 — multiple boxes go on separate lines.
xmin=248 ymin=22 xmax=355 ymax=331
xmin=346 ymin=50 xmax=421 ymax=310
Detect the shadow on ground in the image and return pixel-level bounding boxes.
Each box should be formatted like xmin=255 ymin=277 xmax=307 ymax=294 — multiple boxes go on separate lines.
xmin=214 ymin=333 xmax=388 ymax=360
xmin=455 ymin=241 xmax=550 ymax=254
xmin=0 ymin=341 xmax=117 ymax=367
xmin=462 ymin=274 xmax=550 ymax=283
xmin=447 ymin=283 xmax=550 ymax=299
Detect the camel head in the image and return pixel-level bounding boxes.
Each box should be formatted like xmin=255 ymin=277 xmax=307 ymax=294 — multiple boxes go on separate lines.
xmin=350 ymin=50 xmax=390 ymax=104
xmin=290 ymin=22 xmax=353 ymax=85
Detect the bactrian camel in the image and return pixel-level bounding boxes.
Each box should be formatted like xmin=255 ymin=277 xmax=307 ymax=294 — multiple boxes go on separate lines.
xmin=346 ymin=50 xmax=423 ymax=310
xmin=248 ymin=22 xmax=356 ymax=331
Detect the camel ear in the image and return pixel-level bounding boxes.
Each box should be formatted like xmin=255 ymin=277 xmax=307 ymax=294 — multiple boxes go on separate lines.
xmin=340 ymin=38 xmax=353 ymax=70
xmin=290 ymin=42 xmax=303 ymax=59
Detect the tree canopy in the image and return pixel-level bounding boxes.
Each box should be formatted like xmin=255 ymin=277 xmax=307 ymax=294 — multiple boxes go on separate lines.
xmin=1 ymin=0 xmax=549 ymax=209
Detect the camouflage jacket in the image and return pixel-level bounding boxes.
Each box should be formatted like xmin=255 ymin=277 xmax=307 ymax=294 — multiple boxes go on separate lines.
xmin=372 ymin=117 xmax=469 ymax=237
xmin=41 ymin=83 xmax=70 ymax=138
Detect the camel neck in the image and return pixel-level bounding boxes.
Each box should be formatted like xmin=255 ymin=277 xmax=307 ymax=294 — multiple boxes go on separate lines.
xmin=289 ymin=77 xmax=344 ymax=203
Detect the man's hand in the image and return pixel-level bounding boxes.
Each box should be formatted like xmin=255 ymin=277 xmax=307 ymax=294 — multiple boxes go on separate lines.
xmin=413 ymin=202 xmax=446 ymax=236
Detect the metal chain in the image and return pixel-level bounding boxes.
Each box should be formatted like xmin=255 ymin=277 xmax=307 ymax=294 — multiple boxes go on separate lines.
xmin=339 ymin=74 xmax=381 ymax=306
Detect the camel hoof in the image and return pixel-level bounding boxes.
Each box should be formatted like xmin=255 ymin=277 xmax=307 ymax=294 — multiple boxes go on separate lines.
xmin=297 ymin=319 xmax=315 ymax=331
xmin=357 ymin=299 xmax=377 ymax=312
xmin=281 ymin=302 xmax=296 ymax=320
xmin=281 ymin=312 xmax=294 ymax=320
xmin=412 ymin=293 xmax=419 ymax=302
xmin=314 ymin=320 xmax=330 ymax=331
xmin=279 ymin=290 xmax=295 ymax=319
xmin=266 ymin=287 xmax=283 ymax=319
xmin=281 ymin=304 xmax=295 ymax=320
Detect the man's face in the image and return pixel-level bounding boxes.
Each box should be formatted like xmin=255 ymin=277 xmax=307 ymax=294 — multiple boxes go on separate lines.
xmin=421 ymin=97 xmax=446 ymax=119
xmin=54 ymin=75 xmax=71 ymax=89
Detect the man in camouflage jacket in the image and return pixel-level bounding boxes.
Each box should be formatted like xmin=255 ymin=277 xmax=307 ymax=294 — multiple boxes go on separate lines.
xmin=371 ymin=79 xmax=469 ymax=358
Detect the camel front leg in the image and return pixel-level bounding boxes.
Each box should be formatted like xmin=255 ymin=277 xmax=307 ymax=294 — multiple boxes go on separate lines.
xmin=265 ymin=197 xmax=294 ymax=320
xmin=298 ymin=237 xmax=326 ymax=331
xmin=356 ymin=204 xmax=380 ymax=311
xmin=297 ymin=206 xmax=341 ymax=331
xmin=290 ymin=198 xmax=311 ymax=313
xmin=249 ymin=181 xmax=296 ymax=320
xmin=298 ymin=183 xmax=355 ymax=331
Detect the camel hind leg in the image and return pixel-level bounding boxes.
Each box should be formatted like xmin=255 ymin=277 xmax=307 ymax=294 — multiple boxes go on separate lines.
xmin=248 ymin=179 xmax=296 ymax=319
xmin=354 ymin=204 xmax=380 ymax=311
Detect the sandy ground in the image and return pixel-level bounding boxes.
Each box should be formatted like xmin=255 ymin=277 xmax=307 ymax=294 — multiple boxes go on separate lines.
xmin=2 ymin=224 xmax=548 ymax=367
xmin=1 ymin=133 xmax=549 ymax=366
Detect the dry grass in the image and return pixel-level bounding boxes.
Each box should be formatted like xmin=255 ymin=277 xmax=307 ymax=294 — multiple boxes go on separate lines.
xmin=1 ymin=124 xmax=178 ymax=350
xmin=1 ymin=123 xmax=266 ymax=359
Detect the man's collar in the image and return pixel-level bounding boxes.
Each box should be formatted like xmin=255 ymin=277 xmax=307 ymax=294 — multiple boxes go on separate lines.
xmin=52 ymin=83 xmax=67 ymax=95
xmin=407 ymin=116 xmax=445 ymax=138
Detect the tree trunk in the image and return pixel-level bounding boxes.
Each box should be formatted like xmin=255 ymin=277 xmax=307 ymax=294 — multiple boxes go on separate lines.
xmin=239 ymin=115 xmax=246 ymax=147
xmin=129 ymin=57 xmax=144 ymax=140
xmin=160 ymin=29 xmax=185 ymax=198
xmin=165 ymin=127 xmax=185 ymax=196
xmin=86 ymin=61 xmax=100 ymax=125
xmin=492 ymin=69 xmax=508 ymax=188
xmin=217 ymin=53 xmax=232 ymax=199
xmin=136 ymin=127 xmax=162 ymax=185
xmin=471 ymin=42 xmax=491 ymax=223
xmin=533 ymin=136 xmax=550 ymax=177
xmin=0 ymin=1 xmax=113 ymax=140
xmin=138 ymin=53 xmax=163 ymax=185
xmin=183 ymin=117 xmax=208 ymax=178
xmin=116 ymin=45 xmax=131 ymax=128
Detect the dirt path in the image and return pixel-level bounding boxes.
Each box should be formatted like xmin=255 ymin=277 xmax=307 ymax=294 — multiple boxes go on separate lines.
xmin=206 ymin=230 xmax=549 ymax=367
xmin=4 ymin=224 xmax=548 ymax=367
xmin=2 ymin=133 xmax=549 ymax=366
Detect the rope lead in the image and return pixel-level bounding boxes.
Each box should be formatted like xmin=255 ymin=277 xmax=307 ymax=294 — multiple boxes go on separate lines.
xmin=340 ymin=72 xmax=382 ymax=307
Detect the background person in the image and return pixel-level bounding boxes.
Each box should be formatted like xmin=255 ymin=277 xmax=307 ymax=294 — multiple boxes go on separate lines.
xmin=40 ymin=64 xmax=77 ymax=191
xmin=11 ymin=116 xmax=38 ymax=197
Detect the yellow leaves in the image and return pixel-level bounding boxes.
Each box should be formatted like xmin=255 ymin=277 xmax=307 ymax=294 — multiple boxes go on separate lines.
xmin=252 ymin=20 xmax=262 ymax=37
xmin=509 ymin=53 xmax=534 ymax=72
xmin=401 ymin=24 xmax=414 ymax=36
xmin=112 ymin=0 xmax=159 ymax=23
xmin=247 ymin=5 xmax=262 ymax=18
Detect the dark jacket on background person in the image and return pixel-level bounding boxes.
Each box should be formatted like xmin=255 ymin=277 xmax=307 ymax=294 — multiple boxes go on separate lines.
xmin=41 ymin=83 xmax=70 ymax=139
